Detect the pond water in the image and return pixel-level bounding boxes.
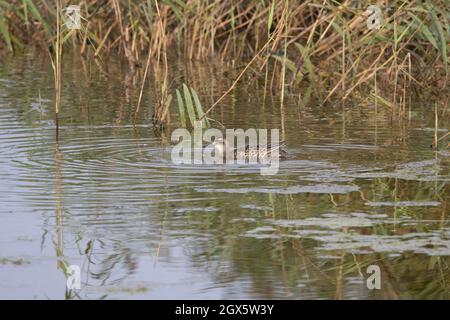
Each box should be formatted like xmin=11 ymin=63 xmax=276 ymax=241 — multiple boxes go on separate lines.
xmin=0 ymin=51 xmax=448 ymax=299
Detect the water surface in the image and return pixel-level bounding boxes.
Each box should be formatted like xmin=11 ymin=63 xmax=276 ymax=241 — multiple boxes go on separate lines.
xmin=0 ymin=51 xmax=449 ymax=299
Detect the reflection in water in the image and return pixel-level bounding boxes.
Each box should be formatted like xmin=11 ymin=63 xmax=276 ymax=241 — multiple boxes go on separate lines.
xmin=0 ymin=51 xmax=448 ymax=299
xmin=54 ymin=141 xmax=64 ymax=290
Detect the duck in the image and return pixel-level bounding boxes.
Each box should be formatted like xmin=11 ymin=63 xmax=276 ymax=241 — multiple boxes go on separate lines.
xmin=211 ymin=138 xmax=287 ymax=161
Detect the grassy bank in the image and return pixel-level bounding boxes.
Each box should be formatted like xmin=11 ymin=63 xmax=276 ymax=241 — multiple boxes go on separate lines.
xmin=0 ymin=1 xmax=448 ymax=118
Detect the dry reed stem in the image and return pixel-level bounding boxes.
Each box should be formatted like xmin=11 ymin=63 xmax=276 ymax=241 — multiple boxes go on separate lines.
xmin=201 ymin=33 xmax=276 ymax=120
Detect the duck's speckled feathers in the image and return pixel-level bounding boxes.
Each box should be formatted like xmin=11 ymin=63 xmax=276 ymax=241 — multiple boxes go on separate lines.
xmin=233 ymin=141 xmax=287 ymax=160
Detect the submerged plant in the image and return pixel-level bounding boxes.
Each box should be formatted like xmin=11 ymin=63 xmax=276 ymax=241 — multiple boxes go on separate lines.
xmin=151 ymin=78 xmax=172 ymax=130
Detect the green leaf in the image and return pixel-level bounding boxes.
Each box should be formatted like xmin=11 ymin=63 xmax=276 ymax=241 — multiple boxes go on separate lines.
xmin=176 ymin=89 xmax=186 ymax=128
xmin=270 ymin=54 xmax=297 ymax=73
xmin=428 ymin=5 xmax=448 ymax=73
xmin=409 ymin=13 xmax=438 ymax=50
xmin=183 ymin=84 xmax=196 ymax=128
xmin=190 ymin=87 xmax=208 ymax=127
xmin=162 ymin=0 xmax=183 ymax=22
xmin=0 ymin=11 xmax=13 ymax=52
xmin=295 ymin=43 xmax=315 ymax=82
xmin=396 ymin=19 xmax=416 ymax=44
xmin=22 ymin=0 xmax=51 ymax=37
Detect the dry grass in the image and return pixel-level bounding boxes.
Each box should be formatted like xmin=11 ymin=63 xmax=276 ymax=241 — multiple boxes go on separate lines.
xmin=0 ymin=0 xmax=448 ymax=125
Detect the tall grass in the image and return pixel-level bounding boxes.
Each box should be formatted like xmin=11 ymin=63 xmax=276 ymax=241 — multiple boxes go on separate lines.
xmin=53 ymin=0 xmax=62 ymax=137
xmin=0 ymin=1 xmax=448 ymax=108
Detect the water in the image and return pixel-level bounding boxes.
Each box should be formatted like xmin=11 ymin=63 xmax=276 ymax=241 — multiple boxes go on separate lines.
xmin=0 ymin=51 xmax=449 ymax=299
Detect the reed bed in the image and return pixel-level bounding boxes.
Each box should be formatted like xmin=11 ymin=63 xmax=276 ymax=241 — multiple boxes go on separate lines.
xmin=0 ymin=0 xmax=448 ymax=124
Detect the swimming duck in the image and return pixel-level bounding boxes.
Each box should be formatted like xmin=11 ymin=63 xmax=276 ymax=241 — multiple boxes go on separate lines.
xmin=212 ymin=138 xmax=287 ymax=161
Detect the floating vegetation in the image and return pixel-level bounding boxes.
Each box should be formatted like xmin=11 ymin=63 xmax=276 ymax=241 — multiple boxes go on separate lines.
xmin=0 ymin=257 xmax=30 ymax=265
xmin=270 ymin=213 xmax=393 ymax=229
xmin=195 ymin=183 xmax=360 ymax=194
xmin=240 ymin=204 xmax=273 ymax=211
xmin=301 ymin=159 xmax=449 ymax=182
xmin=365 ymin=201 xmax=441 ymax=207
xmin=174 ymin=207 xmax=220 ymax=214
xmin=244 ymin=213 xmax=450 ymax=256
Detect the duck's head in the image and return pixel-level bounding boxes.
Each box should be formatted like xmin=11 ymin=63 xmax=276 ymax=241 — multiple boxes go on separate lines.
xmin=211 ymin=137 xmax=230 ymax=155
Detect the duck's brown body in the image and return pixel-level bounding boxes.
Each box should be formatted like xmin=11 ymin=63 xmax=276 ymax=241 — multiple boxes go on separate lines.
xmin=213 ymin=139 xmax=287 ymax=161
xmin=233 ymin=142 xmax=287 ymax=160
